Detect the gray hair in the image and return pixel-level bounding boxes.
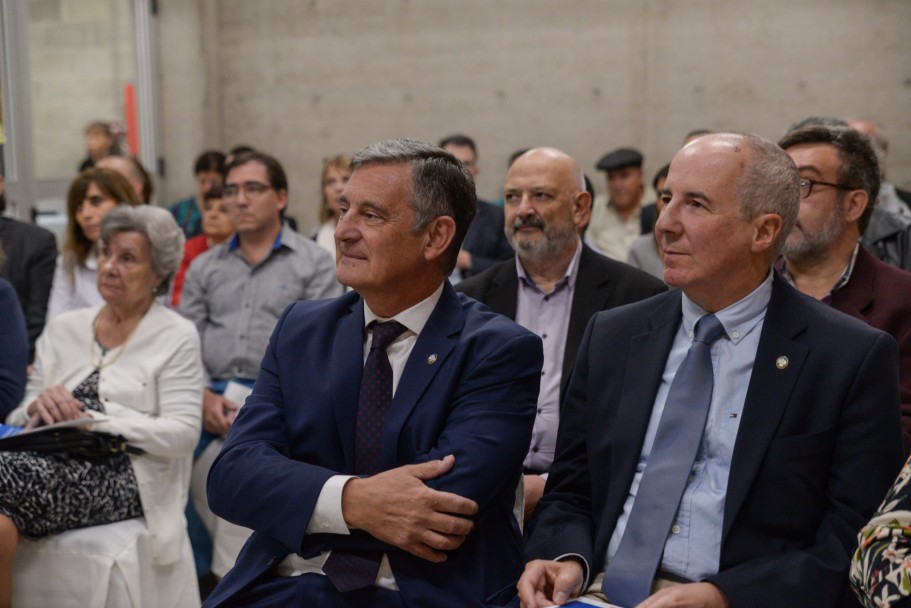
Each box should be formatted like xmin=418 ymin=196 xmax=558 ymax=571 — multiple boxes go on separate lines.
xmin=724 ymin=133 xmax=801 ymax=257
xmin=100 ymin=205 xmax=185 ymax=295
xmin=350 ymin=138 xmax=477 ymax=274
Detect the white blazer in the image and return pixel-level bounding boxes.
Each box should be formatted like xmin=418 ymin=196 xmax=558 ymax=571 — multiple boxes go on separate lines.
xmin=8 ymin=303 xmax=204 ymax=565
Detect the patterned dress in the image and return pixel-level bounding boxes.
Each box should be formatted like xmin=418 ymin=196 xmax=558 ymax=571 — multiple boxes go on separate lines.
xmin=851 ymin=456 xmax=911 ymax=607
xmin=0 ymin=368 xmax=143 ymax=538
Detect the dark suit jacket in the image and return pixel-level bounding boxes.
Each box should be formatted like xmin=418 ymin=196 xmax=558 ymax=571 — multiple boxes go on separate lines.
xmin=830 ymin=246 xmax=911 ymax=455
xmin=461 ymin=199 xmax=514 ymax=277
xmin=456 ymin=244 xmax=666 ymax=401
xmin=0 ymin=217 xmax=58 ymax=361
xmin=205 ymin=284 xmax=543 ymax=608
xmin=525 ymin=276 xmax=904 ymax=607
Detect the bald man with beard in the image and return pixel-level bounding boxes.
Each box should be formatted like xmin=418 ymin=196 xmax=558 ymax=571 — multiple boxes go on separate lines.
xmin=457 ymin=148 xmax=665 ymax=520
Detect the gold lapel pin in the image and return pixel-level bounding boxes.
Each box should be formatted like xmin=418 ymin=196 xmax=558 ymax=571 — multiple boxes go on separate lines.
xmin=776 ymin=356 xmax=789 ymax=370
xmin=427 ymin=354 xmax=438 ymax=365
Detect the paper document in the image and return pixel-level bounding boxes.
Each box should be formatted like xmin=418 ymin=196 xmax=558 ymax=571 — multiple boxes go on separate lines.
xmin=223 ymin=381 xmax=253 ymax=409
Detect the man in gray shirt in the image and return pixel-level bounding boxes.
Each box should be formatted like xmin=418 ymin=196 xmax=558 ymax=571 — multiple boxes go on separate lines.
xmin=179 ymin=150 xmax=341 ymax=581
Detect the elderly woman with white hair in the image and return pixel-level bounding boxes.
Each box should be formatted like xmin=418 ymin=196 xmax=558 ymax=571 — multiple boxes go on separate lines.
xmin=0 ymin=205 xmax=203 ymax=608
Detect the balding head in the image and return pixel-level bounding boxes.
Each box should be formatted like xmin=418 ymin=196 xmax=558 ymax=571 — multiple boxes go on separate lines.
xmin=96 ymin=155 xmax=152 ymax=204
xmin=504 ymin=147 xmax=591 ymax=268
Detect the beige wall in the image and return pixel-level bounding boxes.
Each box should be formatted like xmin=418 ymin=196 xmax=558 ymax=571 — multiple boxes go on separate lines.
xmin=158 ymin=0 xmax=911 ymax=232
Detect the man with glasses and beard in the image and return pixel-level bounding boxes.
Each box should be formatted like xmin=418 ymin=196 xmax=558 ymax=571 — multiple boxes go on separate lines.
xmin=457 ymin=147 xmax=665 ymax=520
xmin=777 ymin=125 xmax=911 ymax=455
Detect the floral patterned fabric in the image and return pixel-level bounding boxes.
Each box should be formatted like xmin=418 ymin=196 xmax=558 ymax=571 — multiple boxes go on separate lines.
xmin=851 ymin=457 xmax=911 ymax=607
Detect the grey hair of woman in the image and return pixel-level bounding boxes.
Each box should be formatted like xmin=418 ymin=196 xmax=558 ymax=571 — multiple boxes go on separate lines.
xmin=99 ymin=205 xmax=186 ymax=296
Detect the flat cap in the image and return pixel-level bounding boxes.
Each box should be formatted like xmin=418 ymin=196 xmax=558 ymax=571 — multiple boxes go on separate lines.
xmin=596 ymin=147 xmax=643 ymax=172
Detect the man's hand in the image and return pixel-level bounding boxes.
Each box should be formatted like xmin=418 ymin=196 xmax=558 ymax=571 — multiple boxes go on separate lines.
xmin=524 ymin=474 xmax=546 ymax=521
xmin=25 ymin=385 xmax=89 ymax=428
xmin=518 ymin=559 xmax=584 ymax=607
xmin=341 ymin=454 xmax=478 ymax=563
xmin=636 ymin=582 xmax=731 ymax=608
xmin=202 ymin=388 xmax=239 ymax=436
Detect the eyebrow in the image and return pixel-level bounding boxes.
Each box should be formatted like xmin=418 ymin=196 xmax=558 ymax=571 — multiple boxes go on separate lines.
xmin=795 ymin=164 xmax=824 ymax=177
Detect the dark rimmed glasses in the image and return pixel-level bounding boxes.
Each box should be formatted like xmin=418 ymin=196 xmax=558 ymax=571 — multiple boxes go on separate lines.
xmin=799 ymin=178 xmax=860 ymax=199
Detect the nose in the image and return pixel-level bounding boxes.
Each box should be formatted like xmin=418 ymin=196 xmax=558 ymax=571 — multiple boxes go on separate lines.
xmin=334 ymin=211 xmax=359 ymax=242
xmin=655 ymin=198 xmax=679 ymax=236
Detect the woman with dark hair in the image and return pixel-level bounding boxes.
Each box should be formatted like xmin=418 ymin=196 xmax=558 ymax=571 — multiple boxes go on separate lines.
xmin=1 ymin=206 xmax=203 ymax=608
xmin=46 ymin=168 xmax=141 ymax=320
xmin=312 ymin=154 xmax=351 ymax=258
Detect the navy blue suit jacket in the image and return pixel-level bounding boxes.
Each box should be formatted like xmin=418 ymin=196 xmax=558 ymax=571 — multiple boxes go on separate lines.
xmin=525 ymin=275 xmax=904 ymax=607
xmin=205 ymin=283 xmax=543 ymax=607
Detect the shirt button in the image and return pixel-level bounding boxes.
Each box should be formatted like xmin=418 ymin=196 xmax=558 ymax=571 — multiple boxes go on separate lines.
xmin=544 ymin=296 xmax=550 ymax=302
xmin=671 ymin=524 xmax=682 ymax=534
xmin=531 ymin=446 xmax=539 ymax=453
xmin=542 ymin=333 xmax=548 ymax=339
xmin=732 ymin=330 xmax=740 ymax=339
xmin=541 ymin=371 xmax=545 ymax=376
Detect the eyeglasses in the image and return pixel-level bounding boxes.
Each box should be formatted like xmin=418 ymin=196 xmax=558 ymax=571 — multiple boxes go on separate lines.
xmin=223 ymin=181 xmax=274 ymax=199
xmin=798 ymin=178 xmax=860 ymax=199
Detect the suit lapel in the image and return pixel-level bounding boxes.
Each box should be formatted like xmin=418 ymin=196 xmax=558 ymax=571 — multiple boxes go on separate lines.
xmin=562 ymin=248 xmax=612 ymax=396
xmin=379 ymin=284 xmax=462 ymax=469
xmin=722 ymin=277 xmax=809 ymax=541
xmin=482 ymin=263 xmax=519 ymax=319
xmin=608 ymin=296 xmax=681 ymax=514
xmin=331 ymin=299 xmax=366 ymax=472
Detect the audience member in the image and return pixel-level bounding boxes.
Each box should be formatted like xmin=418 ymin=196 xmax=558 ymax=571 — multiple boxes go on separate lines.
xmin=850 ymin=118 xmax=911 ymax=217
xmin=784 ymin=116 xmax=911 ymax=271
xmin=850 ymin=454 xmax=911 ymax=607
xmin=312 ymin=154 xmax=352 ymax=259
xmin=0 ymin=171 xmax=58 ymax=361
xmin=627 ymin=163 xmax=670 ymax=280
xmin=778 ymin=125 xmax=911 ymax=455
xmin=171 ymin=188 xmax=234 ymax=308
xmin=169 ymin=150 xmax=227 ymax=238
xmin=47 ymin=168 xmax=141 ymax=320
xmin=0 ymin=276 xmax=27 ymax=419
xmin=96 ymin=154 xmax=155 ymax=205
xmin=178 ymin=150 xmax=340 ymax=580
xmin=1 ymin=206 xmax=203 ymax=608
xmin=586 ymin=147 xmax=647 ymax=259
xmin=520 ymin=133 xmax=904 ymax=607
xmin=77 ymin=121 xmax=118 ymax=172
xmin=440 ymin=134 xmax=514 ymax=279
xmin=457 ymin=147 xmax=665 ymax=520
xmin=202 ymin=138 xmax=542 ymax=607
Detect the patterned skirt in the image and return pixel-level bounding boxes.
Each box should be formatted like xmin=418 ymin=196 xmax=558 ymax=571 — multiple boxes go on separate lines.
xmin=0 ymin=368 xmax=143 ymax=538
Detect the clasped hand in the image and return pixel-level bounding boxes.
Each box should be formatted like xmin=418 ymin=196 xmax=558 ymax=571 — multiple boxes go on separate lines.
xmin=341 ymin=454 xmax=478 ymax=563
xmin=25 ymin=385 xmax=90 ymax=429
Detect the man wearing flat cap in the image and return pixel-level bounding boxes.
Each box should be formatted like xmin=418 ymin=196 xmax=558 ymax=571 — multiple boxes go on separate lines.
xmin=586 ymin=147 xmax=648 ymax=260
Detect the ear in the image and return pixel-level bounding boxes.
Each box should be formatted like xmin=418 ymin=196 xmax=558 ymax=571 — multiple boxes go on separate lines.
xmin=573 ymin=191 xmax=593 ymax=229
xmin=842 ymin=189 xmax=869 ymax=224
xmin=422 ymin=215 xmax=456 ymax=263
xmin=275 ymin=189 xmax=289 ymax=213
xmin=751 ymin=213 xmax=783 ymax=255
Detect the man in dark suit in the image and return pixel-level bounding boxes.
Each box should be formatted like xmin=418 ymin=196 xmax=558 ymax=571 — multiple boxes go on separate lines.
xmin=778 ymin=125 xmax=911 ymax=455
xmin=519 ymin=133 xmax=904 ymax=607
xmin=0 ymin=175 xmax=58 ymax=362
xmin=204 ymin=139 xmax=543 ymax=607
xmin=457 ymin=148 xmax=665 ymax=519
xmin=439 ymin=134 xmax=514 ymax=279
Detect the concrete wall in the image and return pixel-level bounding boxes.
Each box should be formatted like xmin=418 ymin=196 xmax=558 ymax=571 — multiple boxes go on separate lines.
xmin=157 ymin=0 xmax=911 ymax=232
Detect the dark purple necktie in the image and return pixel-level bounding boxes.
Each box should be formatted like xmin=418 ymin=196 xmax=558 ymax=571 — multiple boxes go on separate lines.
xmin=323 ymin=320 xmax=408 ymax=593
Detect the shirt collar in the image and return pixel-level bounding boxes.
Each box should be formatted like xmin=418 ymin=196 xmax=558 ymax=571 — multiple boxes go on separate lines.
xmin=515 ymin=240 xmax=583 ymax=295
xmin=777 ymin=241 xmax=860 ymax=303
xmin=228 ymin=224 xmax=288 ymax=252
xmin=363 ymin=282 xmax=444 ymax=338
xmin=681 ymin=270 xmax=773 ymax=345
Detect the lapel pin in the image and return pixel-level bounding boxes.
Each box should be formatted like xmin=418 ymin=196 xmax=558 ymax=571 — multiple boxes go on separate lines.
xmin=427 ymin=354 xmax=438 ymax=365
xmin=776 ymin=356 xmax=789 ymax=370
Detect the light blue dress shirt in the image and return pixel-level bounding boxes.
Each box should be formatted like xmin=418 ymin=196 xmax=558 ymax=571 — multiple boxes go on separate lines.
xmin=606 ymin=271 xmax=773 ymax=582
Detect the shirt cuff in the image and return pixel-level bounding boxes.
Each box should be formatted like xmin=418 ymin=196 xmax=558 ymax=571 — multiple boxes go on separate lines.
xmin=305 ymin=475 xmax=356 ymax=535
xmin=555 ymin=552 xmax=590 ymax=590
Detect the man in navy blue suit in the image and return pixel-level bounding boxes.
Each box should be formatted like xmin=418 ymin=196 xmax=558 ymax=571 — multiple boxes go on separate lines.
xmin=519 ymin=133 xmax=904 ymax=607
xmin=204 ymin=138 xmax=543 ymax=607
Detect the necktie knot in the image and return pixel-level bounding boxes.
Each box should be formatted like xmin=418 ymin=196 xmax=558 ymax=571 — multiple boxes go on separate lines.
xmin=693 ymin=314 xmax=725 ymax=346
xmin=369 ymin=320 xmax=408 ymax=351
